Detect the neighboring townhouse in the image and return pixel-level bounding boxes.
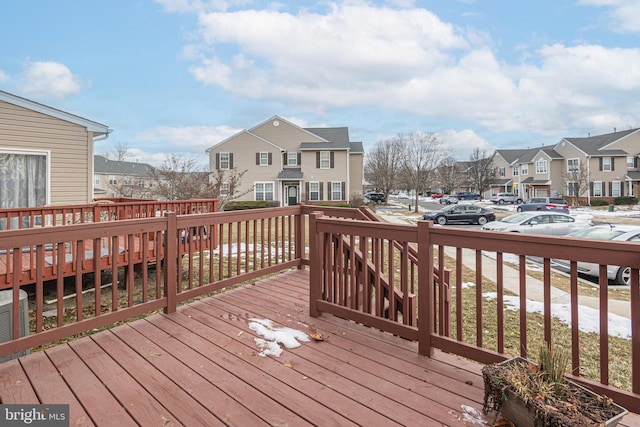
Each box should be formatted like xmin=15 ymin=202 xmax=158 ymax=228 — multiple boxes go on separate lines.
xmin=492 ymin=146 xmax=564 ymax=199
xmin=0 ymin=90 xmax=111 ymax=208
xmin=554 ymin=128 xmax=640 ymax=202
xmin=94 ymin=155 xmax=157 ymax=199
xmin=206 ymin=116 xmax=365 ymax=206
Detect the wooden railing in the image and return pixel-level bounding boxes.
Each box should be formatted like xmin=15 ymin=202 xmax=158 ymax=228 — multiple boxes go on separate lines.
xmin=0 ymin=199 xmax=218 ymax=230
xmin=308 ymin=216 xmax=640 ymax=413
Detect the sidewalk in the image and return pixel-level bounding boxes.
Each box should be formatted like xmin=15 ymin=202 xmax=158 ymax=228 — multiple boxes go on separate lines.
xmin=377 ymin=209 xmax=631 ymax=319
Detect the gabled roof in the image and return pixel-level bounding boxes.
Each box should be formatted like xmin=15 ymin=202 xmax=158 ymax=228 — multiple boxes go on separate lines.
xmin=0 ymin=90 xmax=111 ymax=135
xmin=559 ymin=128 xmax=639 ymax=156
xmin=206 ymin=130 xmax=284 ymax=152
xmin=94 ymin=155 xmax=155 ymax=176
xmin=495 ymin=145 xmax=561 ymax=165
xmin=249 ymin=115 xmax=329 ymax=142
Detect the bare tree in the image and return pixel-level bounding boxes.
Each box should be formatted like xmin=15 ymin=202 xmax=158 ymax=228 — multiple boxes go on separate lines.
xmin=400 ymin=132 xmax=448 ymax=212
xmin=101 ymin=142 xmax=132 ymax=161
xmin=364 ymin=136 xmax=404 ymax=200
xmin=436 ymin=156 xmax=464 ymax=194
xmin=561 ymin=161 xmax=590 ymax=206
xmin=467 ymin=148 xmax=496 ymax=197
xmin=150 ymin=154 xmax=250 ymax=206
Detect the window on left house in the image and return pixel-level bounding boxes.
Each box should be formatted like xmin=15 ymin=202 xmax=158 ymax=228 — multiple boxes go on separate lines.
xmin=0 ymin=151 xmax=47 ymax=209
xmin=220 ymin=152 xmax=230 ymax=170
xmin=255 ymin=182 xmax=274 ymax=201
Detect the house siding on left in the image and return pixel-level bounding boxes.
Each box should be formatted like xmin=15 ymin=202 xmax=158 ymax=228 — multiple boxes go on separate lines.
xmin=0 ymin=100 xmax=92 ymax=205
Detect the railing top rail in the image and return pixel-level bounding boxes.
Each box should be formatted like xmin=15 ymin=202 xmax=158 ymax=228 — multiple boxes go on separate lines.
xmin=315 ymin=215 xmax=418 ymax=242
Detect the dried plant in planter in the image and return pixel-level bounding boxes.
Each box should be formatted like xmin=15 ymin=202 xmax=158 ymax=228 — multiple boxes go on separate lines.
xmin=482 ymin=345 xmax=627 ymax=426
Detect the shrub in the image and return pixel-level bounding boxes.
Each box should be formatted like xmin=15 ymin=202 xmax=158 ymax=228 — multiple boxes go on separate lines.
xmin=223 ymin=201 xmax=267 ymax=211
xmin=350 ymin=194 xmax=366 ymax=207
xmin=589 ymin=199 xmax=609 ymax=207
xmin=614 ymin=196 xmax=638 ymax=206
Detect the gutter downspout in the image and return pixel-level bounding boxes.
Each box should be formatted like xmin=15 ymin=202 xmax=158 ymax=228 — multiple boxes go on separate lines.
xmin=586 ymin=156 xmax=591 ymax=205
xmin=90 ymin=130 xmax=112 ymax=202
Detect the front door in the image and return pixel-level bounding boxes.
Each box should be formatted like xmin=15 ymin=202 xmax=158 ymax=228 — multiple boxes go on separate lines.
xmin=287 ymin=185 xmax=298 ymax=206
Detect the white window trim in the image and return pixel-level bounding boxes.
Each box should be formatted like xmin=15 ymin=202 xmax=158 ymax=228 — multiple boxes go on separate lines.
xmin=320 ymin=151 xmax=331 ymax=169
xmin=612 ymin=181 xmax=621 ymax=197
xmin=287 ymin=152 xmax=298 ymax=166
xmin=520 ymin=164 xmax=528 ymax=175
xmin=331 ymin=181 xmax=342 ymax=201
xmin=593 ymin=181 xmax=602 ymax=197
xmin=627 ymin=156 xmax=634 ymax=168
xmin=94 ymin=174 xmax=100 ymax=185
xmin=219 ymin=152 xmax=230 ymax=170
xmin=259 ymin=152 xmax=269 ymax=166
xmin=0 ymin=148 xmax=51 ymax=206
xmin=254 ymin=181 xmax=274 ymax=201
xmin=498 ymin=167 xmax=505 ymax=177
xmin=536 ymin=160 xmax=547 ymax=174
xmin=567 ymin=158 xmax=579 ymax=173
xmin=220 ymin=182 xmax=230 ymax=196
xmin=602 ymin=156 xmax=612 ymax=172
xmin=309 ymin=181 xmax=320 ymax=201
xmin=513 ymin=167 xmax=519 ymax=176
xmin=567 ymin=181 xmax=578 ymax=196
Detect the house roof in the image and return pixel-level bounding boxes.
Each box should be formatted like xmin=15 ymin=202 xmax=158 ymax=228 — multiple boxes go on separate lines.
xmin=0 ymin=90 xmax=111 ymax=135
xmin=489 ymin=178 xmax=513 ymax=185
xmin=94 ymin=155 xmax=155 ymax=176
xmin=520 ymin=177 xmax=551 ymax=184
xmin=626 ymin=171 xmax=640 ymax=181
xmin=560 ymin=128 xmax=639 ymax=156
xmin=277 ymin=168 xmax=303 ymax=180
xmin=495 ymin=145 xmax=561 ymax=165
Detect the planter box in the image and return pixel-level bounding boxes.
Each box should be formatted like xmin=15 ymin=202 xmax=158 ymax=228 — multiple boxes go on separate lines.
xmin=485 ymin=357 xmax=628 ymax=427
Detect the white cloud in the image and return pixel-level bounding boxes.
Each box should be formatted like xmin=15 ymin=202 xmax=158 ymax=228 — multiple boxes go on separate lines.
xmin=436 ymin=129 xmax=494 ymax=159
xmin=19 ymin=61 xmax=85 ymax=98
xmin=0 ymin=70 xmax=8 ymax=82
xmin=579 ymin=0 xmax=640 ymax=33
xmin=137 ymin=124 xmax=240 ymax=153
xmin=174 ymin=3 xmax=640 ymax=138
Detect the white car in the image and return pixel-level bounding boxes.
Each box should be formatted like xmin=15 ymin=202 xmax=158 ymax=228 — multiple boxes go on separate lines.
xmin=481 ymin=212 xmax=590 ymax=236
xmin=552 ymin=225 xmax=640 ymax=285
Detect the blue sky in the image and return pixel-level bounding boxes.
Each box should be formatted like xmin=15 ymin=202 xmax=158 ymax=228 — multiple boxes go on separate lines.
xmin=2 ymin=0 xmax=639 ymax=167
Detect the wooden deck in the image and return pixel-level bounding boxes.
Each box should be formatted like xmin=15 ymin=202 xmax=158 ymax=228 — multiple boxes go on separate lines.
xmin=1 ymin=269 xmax=638 ymax=426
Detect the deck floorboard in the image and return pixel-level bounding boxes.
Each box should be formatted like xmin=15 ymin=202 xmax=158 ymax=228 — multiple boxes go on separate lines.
xmin=1 ymin=269 xmax=639 ymax=426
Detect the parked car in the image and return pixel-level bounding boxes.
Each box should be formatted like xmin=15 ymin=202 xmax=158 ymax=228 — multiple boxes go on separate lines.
xmin=439 ymin=195 xmax=459 ymax=204
xmin=455 ymin=191 xmax=480 ymax=201
xmin=516 ymin=197 xmax=570 ymax=214
xmin=481 ymin=212 xmax=590 ymax=236
xmin=364 ymin=192 xmax=386 ymax=204
xmin=552 ymin=225 xmax=640 ymax=285
xmin=430 ymin=193 xmax=444 ymax=199
xmin=491 ymin=192 xmax=523 ymax=205
xmin=423 ymin=204 xmax=496 ymax=225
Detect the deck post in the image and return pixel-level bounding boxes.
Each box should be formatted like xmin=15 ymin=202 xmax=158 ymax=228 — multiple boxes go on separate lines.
xmin=295 ymin=207 xmax=305 ymax=268
xmin=164 ymin=211 xmax=178 ymax=314
xmin=417 ymin=220 xmax=434 ymax=356
xmin=308 ymin=212 xmax=323 ymax=317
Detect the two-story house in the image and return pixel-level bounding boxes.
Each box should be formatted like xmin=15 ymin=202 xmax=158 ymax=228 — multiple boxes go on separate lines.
xmin=93 ymin=155 xmax=157 ymax=199
xmin=554 ymin=128 xmax=640 ymax=202
xmin=491 ymin=146 xmax=563 ymax=198
xmin=0 ymin=90 xmax=110 ymax=208
xmin=206 ymin=116 xmax=364 ymax=206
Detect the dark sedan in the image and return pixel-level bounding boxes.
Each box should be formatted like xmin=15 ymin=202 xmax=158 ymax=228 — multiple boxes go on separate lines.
xmin=422 ymin=204 xmax=496 ymax=225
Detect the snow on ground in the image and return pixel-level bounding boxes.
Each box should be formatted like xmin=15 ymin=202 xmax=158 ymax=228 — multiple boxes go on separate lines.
xmin=248 ymin=318 xmax=310 ymax=357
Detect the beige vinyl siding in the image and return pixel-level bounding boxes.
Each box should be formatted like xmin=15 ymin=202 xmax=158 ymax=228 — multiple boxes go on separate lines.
xmin=210 ymin=133 xmax=281 ymax=202
xmin=0 ymin=100 xmax=91 ymax=205
xmin=349 ymin=152 xmax=364 ymax=198
xmin=251 ymin=119 xmax=324 ymax=151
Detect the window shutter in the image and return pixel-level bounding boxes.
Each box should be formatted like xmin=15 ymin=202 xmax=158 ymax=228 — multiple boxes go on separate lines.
xmin=635 ymin=157 xmax=638 ymax=168
xmin=608 ymin=182 xmax=612 ymax=196
xmin=319 ymin=182 xmax=324 ymax=200
xmin=283 ymin=153 xmax=287 ymax=165
xmin=297 ymin=153 xmax=301 ymax=165
xmin=268 ymin=152 xmax=272 ymax=165
xmin=599 ymin=158 xmax=603 ymax=171
xmin=327 ymin=182 xmax=331 ymax=200
xmin=611 ymin=157 xmax=615 ymax=171
xmin=330 ymin=152 xmax=335 ymax=168
xmin=305 ymin=182 xmax=309 ymax=201
xmin=256 ymin=153 xmax=260 ymax=165
xmin=316 ymin=152 xmax=320 ymax=168
xmin=589 ymin=181 xmax=593 ymax=196
xmin=215 ymin=153 xmax=220 ymax=170
xmin=229 ymin=153 xmax=234 ymax=169
xmin=341 ymin=182 xmax=345 ymax=200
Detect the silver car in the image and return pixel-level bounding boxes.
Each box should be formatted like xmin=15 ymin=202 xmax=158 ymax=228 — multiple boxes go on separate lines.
xmin=552 ymin=225 xmax=640 ymax=285
xmin=481 ymin=212 xmax=590 ymax=236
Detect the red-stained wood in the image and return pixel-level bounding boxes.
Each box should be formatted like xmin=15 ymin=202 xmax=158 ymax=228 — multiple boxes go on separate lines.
xmin=2 ymin=269 xmax=639 ymax=426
